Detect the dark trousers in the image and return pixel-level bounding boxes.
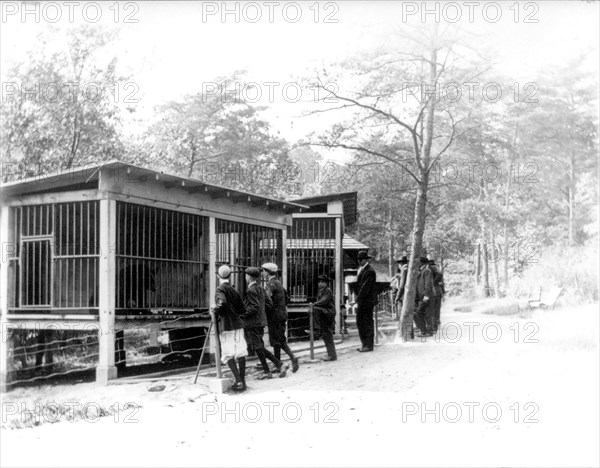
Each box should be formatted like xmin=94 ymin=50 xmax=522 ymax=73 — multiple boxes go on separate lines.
xmin=415 ymin=297 xmax=434 ymax=334
xmin=431 ymin=296 xmax=442 ymax=331
xmin=319 ymin=311 xmax=337 ymax=359
xmin=356 ymin=302 xmax=374 ymax=349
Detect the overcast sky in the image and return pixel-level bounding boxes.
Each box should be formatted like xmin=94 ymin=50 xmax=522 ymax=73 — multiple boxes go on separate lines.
xmin=1 ymin=1 xmax=598 ymax=145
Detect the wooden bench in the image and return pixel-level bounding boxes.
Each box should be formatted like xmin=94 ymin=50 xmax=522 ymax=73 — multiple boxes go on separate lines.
xmin=528 ymin=286 xmax=564 ymax=310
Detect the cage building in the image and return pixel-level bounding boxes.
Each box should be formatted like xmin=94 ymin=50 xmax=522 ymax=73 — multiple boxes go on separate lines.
xmin=286 ymin=192 xmax=358 ymax=335
xmin=0 ymin=160 xmax=306 ymax=391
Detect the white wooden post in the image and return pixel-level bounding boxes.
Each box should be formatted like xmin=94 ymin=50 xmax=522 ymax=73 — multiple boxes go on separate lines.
xmin=281 ymin=223 xmax=289 ymax=339
xmin=334 ymin=216 xmax=343 ymax=335
xmin=208 ymin=217 xmax=217 ymax=303
xmin=281 ymin=224 xmax=288 ymax=290
xmin=207 ymin=217 xmax=217 ymax=355
xmin=0 ymin=204 xmax=11 ymax=392
xmin=96 ymin=199 xmax=117 ymax=384
xmin=206 ymin=216 xmax=230 ymax=393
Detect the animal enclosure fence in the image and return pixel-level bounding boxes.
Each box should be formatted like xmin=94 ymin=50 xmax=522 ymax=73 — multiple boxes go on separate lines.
xmin=7 ymin=202 xmax=100 ymax=313
xmin=286 ymin=217 xmax=337 ymax=303
xmin=115 ymin=202 xmax=209 ymax=313
xmin=216 ymin=218 xmax=283 ymax=293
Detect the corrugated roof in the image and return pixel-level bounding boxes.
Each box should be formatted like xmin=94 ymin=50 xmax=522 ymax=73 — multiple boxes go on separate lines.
xmin=288 ymin=191 xmax=358 ymax=226
xmin=0 ymin=160 xmax=308 ymax=213
xmin=342 ymin=234 xmax=369 ymax=250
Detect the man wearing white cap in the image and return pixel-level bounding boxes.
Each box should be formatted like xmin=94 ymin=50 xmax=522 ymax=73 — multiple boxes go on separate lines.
xmin=213 ymin=265 xmax=248 ymax=392
xmin=262 ymin=262 xmax=299 ymax=373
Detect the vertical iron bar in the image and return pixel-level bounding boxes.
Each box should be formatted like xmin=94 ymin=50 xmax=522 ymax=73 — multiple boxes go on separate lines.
xmin=71 ymin=204 xmax=75 ymax=307
xmin=142 ymin=206 xmax=146 ymax=308
xmin=58 ymin=204 xmax=62 ymax=307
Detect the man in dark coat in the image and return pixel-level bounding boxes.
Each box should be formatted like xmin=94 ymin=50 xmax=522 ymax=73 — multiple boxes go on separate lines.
xmin=262 ymin=262 xmax=299 ymax=373
xmin=213 ymin=265 xmax=248 ymax=392
xmin=428 ymin=259 xmax=445 ymax=333
xmin=313 ymin=274 xmax=337 ymax=361
xmin=415 ymin=257 xmax=435 ymax=337
xmin=242 ymin=267 xmax=288 ymax=380
xmin=353 ymin=250 xmax=377 ymax=352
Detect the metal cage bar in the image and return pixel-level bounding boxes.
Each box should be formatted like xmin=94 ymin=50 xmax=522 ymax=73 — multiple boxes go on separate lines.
xmin=115 ymin=202 xmax=209 ymax=312
xmin=8 ymin=201 xmax=100 ymax=313
xmin=287 ymin=217 xmax=336 ymax=303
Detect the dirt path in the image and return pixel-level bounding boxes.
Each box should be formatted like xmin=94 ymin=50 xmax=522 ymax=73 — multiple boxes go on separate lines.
xmin=1 ymin=304 xmax=598 ymax=467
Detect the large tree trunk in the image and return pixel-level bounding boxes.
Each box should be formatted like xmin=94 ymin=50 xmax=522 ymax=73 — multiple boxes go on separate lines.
xmin=395 ymin=24 xmax=437 ymax=341
xmin=397 ymin=179 xmax=428 ymax=340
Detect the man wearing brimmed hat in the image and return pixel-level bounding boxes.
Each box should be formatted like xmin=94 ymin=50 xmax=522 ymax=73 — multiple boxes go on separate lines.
xmin=213 ymin=265 xmax=248 ymax=392
xmin=313 ymin=274 xmax=337 ymax=361
xmin=242 ymin=267 xmax=288 ymax=379
xmin=353 ymin=250 xmax=377 ymax=352
xmin=262 ymin=262 xmax=299 ymax=373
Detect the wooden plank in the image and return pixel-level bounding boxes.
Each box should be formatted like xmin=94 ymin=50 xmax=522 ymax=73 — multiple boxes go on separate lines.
xmin=0 ymin=203 xmax=11 ymax=391
xmin=96 ymin=198 xmax=117 ymax=384
xmin=2 ymin=319 xmax=100 ymax=331
xmin=4 ymin=190 xmax=102 ymax=206
xmin=207 ymin=217 xmax=217 ymax=354
xmin=334 ymin=216 xmax=343 ymax=334
xmin=281 ymin=225 xmax=288 ymax=290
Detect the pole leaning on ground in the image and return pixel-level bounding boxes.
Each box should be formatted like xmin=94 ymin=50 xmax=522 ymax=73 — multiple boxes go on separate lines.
xmin=210 ymin=308 xmax=222 ymax=379
xmin=194 ymin=319 xmax=213 ymax=384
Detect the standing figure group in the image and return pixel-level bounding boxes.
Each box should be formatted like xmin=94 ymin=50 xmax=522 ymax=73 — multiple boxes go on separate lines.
xmin=212 ymin=263 xmax=315 ymax=392
xmin=393 ymin=256 xmax=445 ymax=338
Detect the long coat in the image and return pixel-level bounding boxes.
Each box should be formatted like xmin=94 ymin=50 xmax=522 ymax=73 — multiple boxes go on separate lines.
xmin=242 ymin=282 xmax=269 ymax=328
xmin=313 ymin=286 xmax=335 ymax=315
xmin=430 ymin=266 xmax=445 ymax=296
xmin=214 ymin=281 xmax=245 ymax=331
xmin=356 ymin=263 xmax=377 ymax=306
xmin=265 ymin=276 xmax=288 ymax=322
xmin=416 ymin=265 xmax=434 ymax=298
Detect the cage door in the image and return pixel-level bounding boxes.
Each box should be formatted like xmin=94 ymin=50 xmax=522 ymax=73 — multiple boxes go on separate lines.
xmin=20 ymin=238 xmax=52 ymax=307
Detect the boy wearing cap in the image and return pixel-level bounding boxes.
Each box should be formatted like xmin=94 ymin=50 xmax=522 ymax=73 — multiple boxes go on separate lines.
xmin=262 ymin=263 xmax=300 ymax=373
xmin=313 ymin=274 xmax=337 ymax=361
xmin=242 ymin=267 xmax=288 ymax=379
xmin=214 ymin=265 xmax=248 ymax=392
